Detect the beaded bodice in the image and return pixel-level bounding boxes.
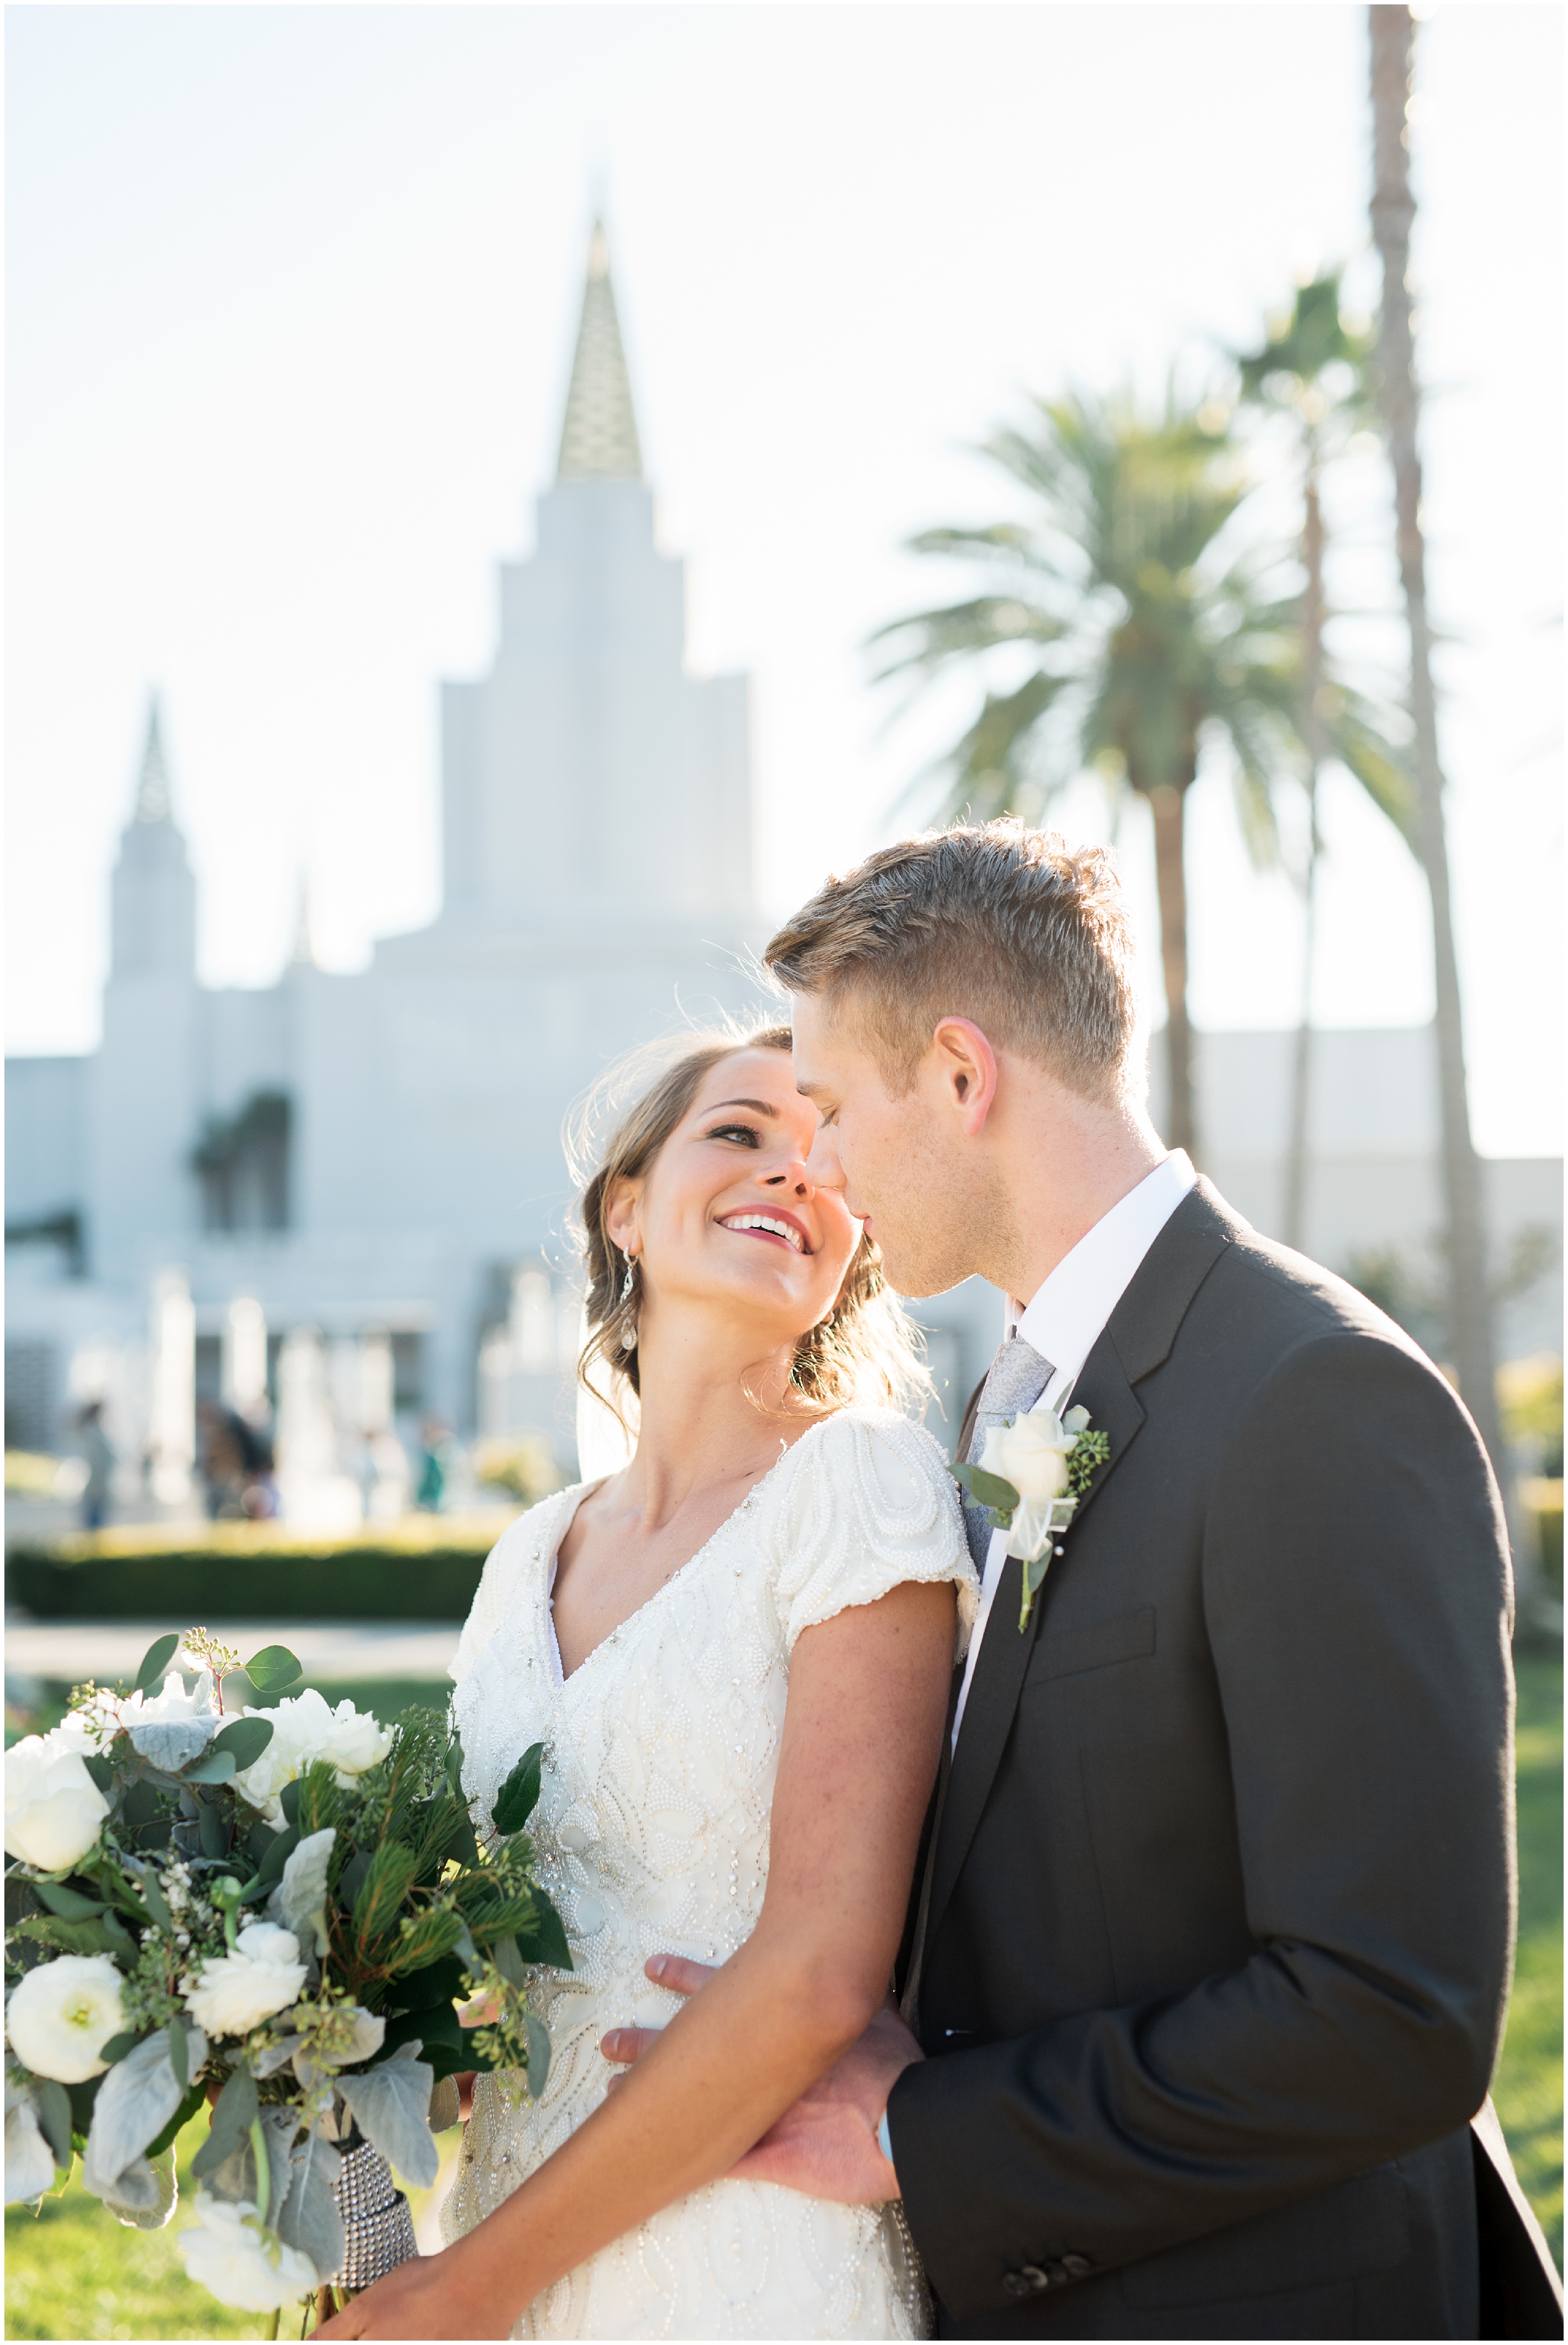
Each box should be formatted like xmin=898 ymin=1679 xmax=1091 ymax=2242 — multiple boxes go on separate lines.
xmin=441 ymin=1406 xmax=973 ymax=2340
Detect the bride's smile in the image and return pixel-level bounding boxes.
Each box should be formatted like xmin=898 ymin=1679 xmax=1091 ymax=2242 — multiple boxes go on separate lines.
xmin=608 ymin=1046 xmax=861 ymax=1351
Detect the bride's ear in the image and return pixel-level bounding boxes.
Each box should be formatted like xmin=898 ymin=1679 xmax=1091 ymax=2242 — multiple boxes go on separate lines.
xmin=605 ymin=1176 xmax=643 ymax=1260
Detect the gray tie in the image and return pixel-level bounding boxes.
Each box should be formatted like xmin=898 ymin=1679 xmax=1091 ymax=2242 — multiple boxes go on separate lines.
xmin=962 ymin=1333 xmax=1054 ymax=1573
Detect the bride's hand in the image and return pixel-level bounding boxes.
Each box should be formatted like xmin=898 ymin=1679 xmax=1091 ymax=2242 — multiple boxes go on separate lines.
xmin=601 ymin=1955 xmax=921 ymax=2204
xmin=311 ymin=2245 xmax=509 ymax=2339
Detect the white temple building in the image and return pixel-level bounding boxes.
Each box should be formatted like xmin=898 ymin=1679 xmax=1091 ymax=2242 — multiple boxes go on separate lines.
xmin=6 ymin=226 xmax=772 ymax=1498
xmin=5 ymin=226 xmax=1560 ymax=1509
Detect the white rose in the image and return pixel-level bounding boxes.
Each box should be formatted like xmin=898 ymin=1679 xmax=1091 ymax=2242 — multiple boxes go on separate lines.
xmin=979 ymin=1411 xmax=1074 ymax=1501
xmin=176 ymin=2190 xmax=319 ymax=2311
xmin=184 ymin=1923 xmax=307 ymax=2039
xmin=233 ymin=1690 xmax=391 ymax=1826
xmin=4 ymin=1730 xmax=110 ymax=1871
xmin=6 ymin=1954 xmax=126 ymax=2083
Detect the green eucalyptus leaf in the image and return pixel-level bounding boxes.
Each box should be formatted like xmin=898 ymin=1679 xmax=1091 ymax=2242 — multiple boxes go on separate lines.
xmin=198 ymin=1803 xmax=230 ymax=1861
xmin=81 ymin=1753 xmax=115 ymax=1793
xmin=139 ymin=1870 xmax=174 ymax=1932
xmin=244 ymin=1646 xmax=304 ymax=1699
xmin=520 ymin=1891 xmax=571 ymax=1974
xmin=492 ymin=1743 xmax=543 ymax=1838
xmin=183 ymin=1749 xmax=237 ymax=1786
xmin=97 ymin=2032 xmax=142 ymax=2064
xmin=191 ymin=2065 xmax=258 ymax=2179
xmin=133 ymin=1634 xmax=181 ymax=1695
xmin=211 ymin=1717 xmax=273 ymax=1770
xmin=278 ymin=1780 xmax=303 ymax=1830
xmin=167 ymin=2017 xmax=189 ymax=2091
xmin=145 ymin=2081 xmax=206 ymax=2161
xmin=35 ymin=2079 xmax=74 ymax=2171
xmin=951 ymin=1460 xmax=1020 ymax=1515
xmin=33 ymin=1880 xmax=106 ymax=1921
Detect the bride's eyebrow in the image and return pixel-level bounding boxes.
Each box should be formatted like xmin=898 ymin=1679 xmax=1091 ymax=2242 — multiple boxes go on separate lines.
xmin=706 ymin=1098 xmax=778 ymax=1117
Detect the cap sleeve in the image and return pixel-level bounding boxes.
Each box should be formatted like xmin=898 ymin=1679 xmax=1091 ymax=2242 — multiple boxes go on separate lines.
xmin=769 ymin=1410 xmax=977 ymax=1659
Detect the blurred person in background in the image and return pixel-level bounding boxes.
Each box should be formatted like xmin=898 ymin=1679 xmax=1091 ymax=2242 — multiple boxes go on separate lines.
xmin=75 ymin=1399 xmax=114 ymax=1533
xmin=415 ymin=1415 xmax=454 ymax=1512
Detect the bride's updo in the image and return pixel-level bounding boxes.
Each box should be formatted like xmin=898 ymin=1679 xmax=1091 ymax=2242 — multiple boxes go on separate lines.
xmin=570 ymin=1023 xmax=928 ymax=1418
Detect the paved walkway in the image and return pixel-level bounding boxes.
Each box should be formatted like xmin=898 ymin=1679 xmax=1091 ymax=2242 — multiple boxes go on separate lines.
xmin=5 ymin=1620 xmax=460 ymax=1689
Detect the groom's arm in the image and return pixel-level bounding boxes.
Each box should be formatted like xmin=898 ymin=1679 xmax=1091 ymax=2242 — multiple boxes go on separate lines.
xmin=887 ymin=1329 xmax=1515 ymax=2316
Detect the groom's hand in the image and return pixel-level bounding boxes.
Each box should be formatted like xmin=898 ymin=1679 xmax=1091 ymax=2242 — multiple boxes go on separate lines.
xmin=600 ymin=1955 xmax=921 ymax=2204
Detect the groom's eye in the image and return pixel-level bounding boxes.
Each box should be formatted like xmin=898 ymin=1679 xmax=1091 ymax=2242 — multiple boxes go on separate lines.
xmin=707 ymin=1122 xmax=761 ymax=1147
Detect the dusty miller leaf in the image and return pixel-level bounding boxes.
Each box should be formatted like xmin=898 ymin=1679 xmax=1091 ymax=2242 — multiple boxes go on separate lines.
xmin=81 ymin=2024 xmax=208 ymax=2200
xmin=335 ymin=2045 xmax=438 ymax=2189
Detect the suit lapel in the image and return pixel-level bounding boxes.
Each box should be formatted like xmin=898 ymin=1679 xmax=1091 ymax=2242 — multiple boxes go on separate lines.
xmin=920 ymin=1181 xmax=1239 ymax=1962
xmin=925 ymin=1342 xmax=1145 ymax=1948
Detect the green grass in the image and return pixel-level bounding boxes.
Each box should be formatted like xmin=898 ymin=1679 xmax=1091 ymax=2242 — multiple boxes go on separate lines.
xmin=1491 ymin=1649 xmax=1563 ymax=2266
xmin=7 ymin=1664 xmax=1562 ymax=2335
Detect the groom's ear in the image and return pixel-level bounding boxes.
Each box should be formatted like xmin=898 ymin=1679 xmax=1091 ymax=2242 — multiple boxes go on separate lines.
xmin=930 ymin=1018 xmax=1000 ymax=1135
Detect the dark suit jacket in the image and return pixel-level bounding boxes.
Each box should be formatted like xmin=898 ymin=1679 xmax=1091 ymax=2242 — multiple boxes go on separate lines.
xmin=889 ymin=1181 xmax=1558 ymax=2339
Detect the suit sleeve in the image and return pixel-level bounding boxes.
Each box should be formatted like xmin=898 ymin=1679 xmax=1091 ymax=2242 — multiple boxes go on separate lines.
xmin=887 ymin=1330 xmax=1515 ymax=2314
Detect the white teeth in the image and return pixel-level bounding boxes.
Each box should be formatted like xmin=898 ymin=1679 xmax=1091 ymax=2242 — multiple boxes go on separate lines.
xmin=721 ymin=1213 xmax=805 ymax=1252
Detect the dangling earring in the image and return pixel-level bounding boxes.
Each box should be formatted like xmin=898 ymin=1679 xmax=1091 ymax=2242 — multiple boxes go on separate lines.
xmin=618 ymin=1256 xmax=638 ymax=1349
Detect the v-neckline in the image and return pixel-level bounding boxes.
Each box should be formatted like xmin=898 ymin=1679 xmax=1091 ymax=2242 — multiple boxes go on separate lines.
xmin=543 ymin=1416 xmax=836 ymax=1692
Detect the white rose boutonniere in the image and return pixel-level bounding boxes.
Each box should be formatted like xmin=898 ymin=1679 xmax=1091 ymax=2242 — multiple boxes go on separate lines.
xmin=954 ymin=1403 xmax=1111 ymax=1630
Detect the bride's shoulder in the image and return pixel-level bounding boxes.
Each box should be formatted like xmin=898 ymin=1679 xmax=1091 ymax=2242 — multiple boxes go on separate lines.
xmin=761 ymin=1407 xmax=970 ymax=1653
xmin=782 ymin=1403 xmax=956 ymax=1499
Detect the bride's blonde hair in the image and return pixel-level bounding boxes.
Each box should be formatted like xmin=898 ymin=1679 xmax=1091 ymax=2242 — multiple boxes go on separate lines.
xmin=568 ymin=1023 xmax=929 ymax=1421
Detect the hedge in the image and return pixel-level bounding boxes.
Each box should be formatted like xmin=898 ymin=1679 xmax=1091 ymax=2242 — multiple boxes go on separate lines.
xmin=6 ymin=1514 xmax=517 ymax=1623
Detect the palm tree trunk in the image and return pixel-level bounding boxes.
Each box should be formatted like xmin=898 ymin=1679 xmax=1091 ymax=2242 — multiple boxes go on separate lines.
xmin=1148 ymin=780 xmax=1198 ymax=1161
xmin=1284 ymin=462 xmax=1327 ymax=1252
xmin=1369 ymin=5 xmax=1505 ymax=1476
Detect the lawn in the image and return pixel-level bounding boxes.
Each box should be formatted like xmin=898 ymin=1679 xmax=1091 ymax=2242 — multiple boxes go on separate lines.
xmin=1491 ymin=1647 xmax=1563 ymax=2265
xmin=6 ymin=1659 xmax=1562 ymax=2336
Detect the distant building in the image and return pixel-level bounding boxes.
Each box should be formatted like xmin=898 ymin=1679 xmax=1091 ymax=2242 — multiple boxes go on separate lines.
xmin=5 ymin=225 xmax=768 ymax=1484
xmin=4 ymin=227 xmax=1560 ymax=1491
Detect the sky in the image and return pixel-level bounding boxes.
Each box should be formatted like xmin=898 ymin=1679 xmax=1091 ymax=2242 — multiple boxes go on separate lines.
xmin=6 ymin=3 xmax=1562 ymax=1157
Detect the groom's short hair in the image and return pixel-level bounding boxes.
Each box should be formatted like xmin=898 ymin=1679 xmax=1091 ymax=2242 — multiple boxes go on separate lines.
xmin=763 ymin=820 xmax=1140 ymax=1100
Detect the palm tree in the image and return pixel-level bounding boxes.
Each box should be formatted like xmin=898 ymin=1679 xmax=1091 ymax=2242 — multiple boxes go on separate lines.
xmin=1368 ymin=4 xmax=1504 ymax=1477
xmin=1235 ymin=276 xmax=1400 ymax=1247
xmin=873 ymin=387 xmax=1394 ymax=1162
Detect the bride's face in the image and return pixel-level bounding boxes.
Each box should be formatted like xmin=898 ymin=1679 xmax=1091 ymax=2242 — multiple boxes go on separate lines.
xmin=613 ymin=1050 xmax=861 ymax=1345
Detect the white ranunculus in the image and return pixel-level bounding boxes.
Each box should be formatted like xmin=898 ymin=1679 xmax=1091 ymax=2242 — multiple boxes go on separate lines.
xmin=980 ymin=1410 xmax=1076 ymax=1501
xmin=6 ymin=1954 xmax=126 ymax=2083
xmin=233 ymin=1689 xmax=391 ymax=1825
xmin=176 ymin=2191 xmax=319 ymax=2312
xmin=4 ymin=1729 xmax=110 ymax=1871
xmin=183 ymin=1923 xmax=307 ymax=2039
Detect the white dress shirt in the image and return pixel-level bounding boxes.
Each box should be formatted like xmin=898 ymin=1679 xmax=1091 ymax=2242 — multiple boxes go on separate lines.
xmin=950 ymin=1149 xmax=1196 ymax=1747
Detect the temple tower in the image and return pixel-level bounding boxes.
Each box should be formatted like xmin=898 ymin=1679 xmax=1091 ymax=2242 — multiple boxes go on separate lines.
xmin=87 ymin=703 xmax=201 ymax=1275
xmin=437 ymin=222 xmax=753 ymax=930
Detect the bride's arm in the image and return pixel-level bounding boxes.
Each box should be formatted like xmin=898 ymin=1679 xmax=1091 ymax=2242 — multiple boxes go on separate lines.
xmin=317 ymin=1575 xmax=955 ymax=2341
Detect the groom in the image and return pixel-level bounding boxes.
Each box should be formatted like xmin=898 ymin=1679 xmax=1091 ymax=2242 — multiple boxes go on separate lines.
xmin=612 ymin=822 xmax=1560 ymax=2337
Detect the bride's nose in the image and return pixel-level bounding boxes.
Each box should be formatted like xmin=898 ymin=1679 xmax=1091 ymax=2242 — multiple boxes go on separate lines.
xmin=761 ymin=1154 xmax=812 ymax=1198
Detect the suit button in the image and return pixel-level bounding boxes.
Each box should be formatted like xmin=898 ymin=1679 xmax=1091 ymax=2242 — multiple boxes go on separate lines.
xmin=1004 ymin=2265 xmax=1052 ymax=2296
xmin=1060 ymin=2254 xmax=1092 ymax=2280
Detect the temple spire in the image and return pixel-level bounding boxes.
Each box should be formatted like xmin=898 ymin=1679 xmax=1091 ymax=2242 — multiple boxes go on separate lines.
xmin=556 ymin=220 xmax=644 ymax=481
xmin=134 ymin=696 xmax=173 ymax=825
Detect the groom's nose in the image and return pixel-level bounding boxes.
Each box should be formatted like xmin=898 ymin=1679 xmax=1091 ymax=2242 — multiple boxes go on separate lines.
xmin=804 ymin=1122 xmax=845 ymax=1193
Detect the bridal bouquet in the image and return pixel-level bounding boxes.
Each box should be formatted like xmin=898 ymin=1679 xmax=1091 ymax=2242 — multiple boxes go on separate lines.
xmin=4 ymin=1629 xmax=568 ymax=2326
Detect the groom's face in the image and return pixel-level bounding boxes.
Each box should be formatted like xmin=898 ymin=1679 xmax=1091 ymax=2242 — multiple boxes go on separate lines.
xmin=791 ymin=992 xmax=985 ymax=1300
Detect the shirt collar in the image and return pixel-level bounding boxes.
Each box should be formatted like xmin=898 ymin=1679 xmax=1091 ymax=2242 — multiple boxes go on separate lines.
xmin=1008 ymin=1151 xmax=1197 ymax=1402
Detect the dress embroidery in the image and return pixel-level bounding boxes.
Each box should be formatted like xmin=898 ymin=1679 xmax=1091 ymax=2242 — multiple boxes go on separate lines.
xmin=442 ymin=1406 xmax=975 ymax=2340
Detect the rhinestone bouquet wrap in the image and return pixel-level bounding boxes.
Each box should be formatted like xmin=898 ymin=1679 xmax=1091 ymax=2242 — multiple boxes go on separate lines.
xmin=330 ymin=2140 xmax=418 ymax=2291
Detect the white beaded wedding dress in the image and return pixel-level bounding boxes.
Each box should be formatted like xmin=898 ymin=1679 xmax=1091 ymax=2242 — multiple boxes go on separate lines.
xmin=442 ymin=1406 xmax=975 ymax=2341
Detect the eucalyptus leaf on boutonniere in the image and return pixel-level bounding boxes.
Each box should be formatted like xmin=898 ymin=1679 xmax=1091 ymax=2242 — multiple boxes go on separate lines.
xmin=953 ymin=1405 xmax=1111 ymax=1630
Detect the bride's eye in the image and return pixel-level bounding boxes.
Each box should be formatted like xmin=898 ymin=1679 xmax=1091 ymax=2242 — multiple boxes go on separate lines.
xmin=707 ymin=1122 xmax=761 ymax=1147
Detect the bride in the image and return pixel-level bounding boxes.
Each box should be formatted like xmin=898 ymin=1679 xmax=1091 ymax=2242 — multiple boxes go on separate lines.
xmin=319 ymin=1024 xmax=975 ymax=2341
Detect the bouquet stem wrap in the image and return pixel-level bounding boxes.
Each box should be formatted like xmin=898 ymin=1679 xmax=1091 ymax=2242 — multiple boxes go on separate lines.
xmin=329 ymin=2139 xmax=417 ymax=2292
